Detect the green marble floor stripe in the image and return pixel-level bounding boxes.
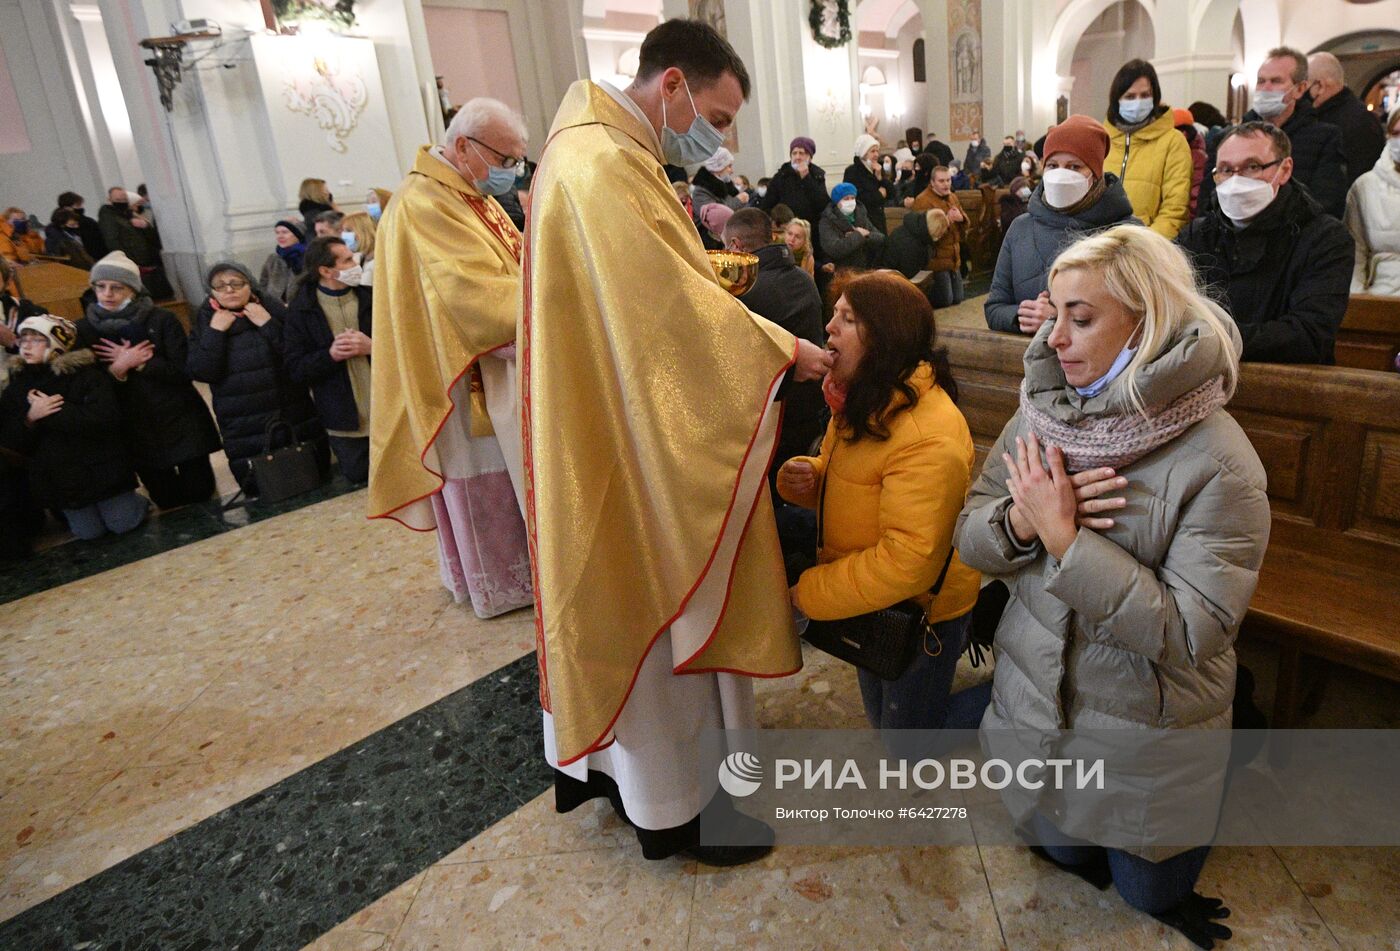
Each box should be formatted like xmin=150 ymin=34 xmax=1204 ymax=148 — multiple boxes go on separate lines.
xmin=0 ymin=652 xmax=550 ymax=950
xmin=0 ymin=477 xmax=363 ymax=606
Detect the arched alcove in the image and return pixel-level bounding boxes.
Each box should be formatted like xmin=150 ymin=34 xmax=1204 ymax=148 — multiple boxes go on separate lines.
xmin=1066 ymin=1 xmax=1156 ymax=117
xmin=856 ymin=0 xmax=925 ymax=148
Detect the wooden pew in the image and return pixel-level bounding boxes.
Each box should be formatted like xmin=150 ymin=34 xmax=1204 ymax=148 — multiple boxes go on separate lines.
xmin=1337 ymin=293 xmax=1400 ymax=373
xmin=10 ymin=261 xmax=90 ymax=321
xmin=940 ymin=325 xmax=1400 ymax=726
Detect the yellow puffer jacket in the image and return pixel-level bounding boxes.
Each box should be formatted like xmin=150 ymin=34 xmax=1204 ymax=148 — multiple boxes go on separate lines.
xmin=780 ymin=363 xmax=980 ymax=623
xmin=1103 ymin=108 xmax=1193 ymax=239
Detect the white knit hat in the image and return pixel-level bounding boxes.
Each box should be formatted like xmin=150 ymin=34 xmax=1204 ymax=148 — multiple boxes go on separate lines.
xmin=703 ymin=147 xmax=735 ymax=174
xmin=894 ymin=147 xmax=915 ymax=164
xmin=854 ymin=133 xmax=880 ymax=158
xmin=89 ymin=250 xmax=143 ymax=292
xmin=17 ymin=314 xmax=79 ymax=354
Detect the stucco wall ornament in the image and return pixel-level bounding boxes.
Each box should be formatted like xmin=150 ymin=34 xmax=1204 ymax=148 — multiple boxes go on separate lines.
xmin=284 ymin=56 xmax=368 ymax=153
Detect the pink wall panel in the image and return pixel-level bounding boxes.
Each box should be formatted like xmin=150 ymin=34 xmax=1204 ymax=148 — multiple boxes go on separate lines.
xmin=421 ymin=6 xmax=524 ymax=115
xmin=0 ymin=39 xmax=32 ymax=155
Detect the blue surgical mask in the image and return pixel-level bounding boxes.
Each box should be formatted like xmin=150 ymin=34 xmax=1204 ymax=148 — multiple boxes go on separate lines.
xmin=1118 ymin=98 xmax=1153 ymax=124
xmin=468 ymin=141 xmax=518 ymax=196
xmin=661 ymin=75 xmax=725 ymax=166
xmin=366 ymin=202 xmax=381 ymax=221
xmin=1075 ymin=344 xmax=1136 ymax=397
xmin=340 ymin=230 xmax=358 ymax=253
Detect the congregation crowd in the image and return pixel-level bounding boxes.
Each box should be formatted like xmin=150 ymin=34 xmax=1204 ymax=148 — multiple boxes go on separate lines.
xmin=1 ymin=15 xmax=1398 ymax=948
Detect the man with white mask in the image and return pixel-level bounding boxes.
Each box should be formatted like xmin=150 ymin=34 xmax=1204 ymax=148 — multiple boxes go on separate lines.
xmin=1201 ymin=47 xmax=1347 ymax=219
xmin=1178 ymin=122 xmax=1353 ymax=364
xmin=986 ymin=116 xmax=1140 ymax=334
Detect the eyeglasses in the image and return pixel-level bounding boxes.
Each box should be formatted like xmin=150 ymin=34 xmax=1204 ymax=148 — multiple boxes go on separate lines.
xmin=211 ymin=280 xmax=249 ymax=292
xmin=467 ymin=136 xmax=524 ymax=169
xmin=1211 ymin=159 xmax=1282 ymax=183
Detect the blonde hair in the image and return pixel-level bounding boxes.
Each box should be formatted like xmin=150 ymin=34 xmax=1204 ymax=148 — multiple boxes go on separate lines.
xmin=1048 ymin=225 xmax=1238 ymax=417
xmin=298 ymin=178 xmax=331 ymax=205
xmin=786 ymin=217 xmax=812 ymax=262
xmin=340 ymin=211 xmax=376 ymax=261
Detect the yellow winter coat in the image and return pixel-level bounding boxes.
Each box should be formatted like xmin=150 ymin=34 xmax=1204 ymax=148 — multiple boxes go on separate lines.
xmin=780 ymin=363 xmax=981 ymax=623
xmin=1103 ymin=109 xmax=1193 ymax=239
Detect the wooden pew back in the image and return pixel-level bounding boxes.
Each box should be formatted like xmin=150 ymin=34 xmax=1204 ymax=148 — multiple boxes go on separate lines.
xmin=10 ymin=262 xmax=90 ymax=321
xmin=1338 ymin=293 xmax=1400 ymax=373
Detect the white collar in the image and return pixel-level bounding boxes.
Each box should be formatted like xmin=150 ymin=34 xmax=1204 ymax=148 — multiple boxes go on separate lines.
xmin=597 ymin=80 xmax=662 ymax=155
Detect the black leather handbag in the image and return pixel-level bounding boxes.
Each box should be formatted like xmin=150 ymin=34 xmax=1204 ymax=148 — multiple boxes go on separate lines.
xmin=800 ymin=445 xmax=955 ymax=681
xmin=250 ymin=418 xmax=323 ymax=503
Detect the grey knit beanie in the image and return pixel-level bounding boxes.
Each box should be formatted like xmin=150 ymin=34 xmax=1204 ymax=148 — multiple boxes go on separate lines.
xmin=206 ymin=260 xmax=255 ymax=289
xmin=89 ymin=251 xmax=144 ymax=292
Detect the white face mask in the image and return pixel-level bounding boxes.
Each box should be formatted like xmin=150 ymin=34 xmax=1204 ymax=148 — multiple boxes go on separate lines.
xmin=1252 ymin=90 xmax=1288 ymax=119
xmin=1387 ymin=135 xmax=1400 ymax=164
xmin=1042 ymin=168 xmax=1093 ymax=210
xmin=756 ymin=186 xmax=767 ymax=198
xmin=1017 ymin=186 xmax=1032 ymax=201
xmin=1216 ymin=172 xmax=1278 ymax=223
xmin=1118 ymin=98 xmax=1153 ymax=124
xmin=336 ymin=265 xmax=364 ymax=286
xmin=838 ymin=198 xmax=858 ymax=215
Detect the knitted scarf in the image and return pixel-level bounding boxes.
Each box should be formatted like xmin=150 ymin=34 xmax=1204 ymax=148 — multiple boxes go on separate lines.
xmin=1019 ymin=375 xmax=1230 ymax=472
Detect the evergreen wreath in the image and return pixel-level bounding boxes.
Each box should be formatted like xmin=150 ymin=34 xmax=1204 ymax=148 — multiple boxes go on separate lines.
xmin=272 ymin=0 xmax=357 ymax=31
xmin=809 ymin=0 xmax=852 ymax=49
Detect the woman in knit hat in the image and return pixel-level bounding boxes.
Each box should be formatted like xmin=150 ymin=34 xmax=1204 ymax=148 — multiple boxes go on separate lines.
xmin=77 ymin=251 xmax=221 ymax=508
xmin=0 ymin=313 xmax=148 ymax=540
xmin=691 ymin=146 xmax=749 ymax=220
xmin=842 ymin=132 xmax=888 ymax=234
xmin=259 ymin=219 xmax=307 ymax=304
xmin=819 ymin=181 xmax=884 ymax=271
xmin=986 ymin=115 xmax=1140 ymax=334
xmin=958 ymin=225 xmax=1264 ymax=947
xmin=187 ymin=261 xmax=327 ymax=495
xmin=757 ymin=135 xmax=830 ymax=261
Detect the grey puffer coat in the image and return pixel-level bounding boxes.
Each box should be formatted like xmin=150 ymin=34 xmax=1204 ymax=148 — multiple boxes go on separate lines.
xmin=956 ymin=309 xmax=1271 ymax=859
xmin=984 ymin=175 xmax=1139 ymax=333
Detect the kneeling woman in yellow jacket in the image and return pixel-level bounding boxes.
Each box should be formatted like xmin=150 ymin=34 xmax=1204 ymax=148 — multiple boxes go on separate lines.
xmin=777 ymin=270 xmax=981 ymax=731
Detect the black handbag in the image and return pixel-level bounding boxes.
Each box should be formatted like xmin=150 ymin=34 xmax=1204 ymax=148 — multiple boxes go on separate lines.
xmin=250 ymin=418 xmax=323 ymax=503
xmin=800 ymin=443 xmax=955 ymax=681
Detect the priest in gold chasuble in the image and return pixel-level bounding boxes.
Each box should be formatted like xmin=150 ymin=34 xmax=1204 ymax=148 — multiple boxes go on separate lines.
xmin=524 ymin=20 xmax=832 ymax=865
xmin=369 ymin=100 xmax=533 ymax=619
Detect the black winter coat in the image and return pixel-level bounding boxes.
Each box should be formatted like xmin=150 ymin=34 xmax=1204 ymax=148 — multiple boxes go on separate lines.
xmin=76 ymin=299 xmax=222 ymax=468
xmin=282 ymin=282 xmax=373 ymax=433
xmin=923 ymin=139 xmax=955 ymax=167
xmin=1202 ymin=98 xmax=1348 ymax=219
xmin=0 ymin=349 xmax=137 ymax=509
xmin=883 ymin=209 xmax=937 ymax=280
xmin=1176 ymin=181 xmax=1353 ymax=364
xmin=187 ymin=295 xmax=323 ymax=463
xmin=299 ymin=199 xmax=334 ymax=237
xmin=1311 ymin=86 xmax=1387 ymax=192
xmin=758 ymin=162 xmax=831 ymax=257
xmin=990 ymin=146 xmax=1025 ymax=187
xmin=842 ymin=160 xmax=888 ymax=235
xmin=738 ymin=244 xmax=825 ymax=469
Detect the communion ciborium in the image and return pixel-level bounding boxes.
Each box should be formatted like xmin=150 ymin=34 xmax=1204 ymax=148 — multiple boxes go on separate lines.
xmin=706 ymin=250 xmax=760 ymax=297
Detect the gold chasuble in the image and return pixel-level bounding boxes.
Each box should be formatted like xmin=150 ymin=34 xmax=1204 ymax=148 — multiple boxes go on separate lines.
xmin=525 ymin=81 xmax=803 ymax=767
xmin=368 ymin=146 xmax=523 ymax=529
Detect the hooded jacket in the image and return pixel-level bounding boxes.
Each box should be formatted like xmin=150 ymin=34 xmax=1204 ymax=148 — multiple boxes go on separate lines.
xmin=76 ymin=298 xmax=222 ymax=468
xmin=956 ymin=312 xmax=1270 ymax=859
xmin=883 ymin=209 xmax=946 ymax=280
xmin=187 ymin=293 xmax=324 ymax=464
xmin=0 ymin=348 xmax=137 ymax=509
xmin=1104 ymin=107 xmax=1194 ymax=238
xmin=985 ymin=174 xmax=1140 ymax=333
xmin=1176 ymin=180 xmax=1353 ymax=363
xmin=1344 ymin=150 xmax=1400 ymax=295
xmin=908 ymin=187 xmax=964 ymax=272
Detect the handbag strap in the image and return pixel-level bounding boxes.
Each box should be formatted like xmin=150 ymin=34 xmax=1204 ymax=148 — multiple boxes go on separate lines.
xmin=263 ymin=416 xmax=295 ymax=453
xmin=816 ymin=438 xmax=956 ymax=600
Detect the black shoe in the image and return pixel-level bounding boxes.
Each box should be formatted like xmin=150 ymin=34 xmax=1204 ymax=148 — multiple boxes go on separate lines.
xmin=1149 ymin=892 xmax=1232 ymax=949
xmin=681 ymin=841 xmax=774 ymax=867
xmin=1027 ymin=844 xmax=1113 ymax=890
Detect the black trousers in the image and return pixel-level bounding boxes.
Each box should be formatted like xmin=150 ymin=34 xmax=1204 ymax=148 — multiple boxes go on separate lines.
xmin=137 ymin=456 xmax=215 ymax=509
xmin=328 ymin=435 xmax=370 ymax=485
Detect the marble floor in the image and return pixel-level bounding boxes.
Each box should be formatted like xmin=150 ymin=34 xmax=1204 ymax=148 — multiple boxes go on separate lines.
xmin=3 ymin=482 xmax=1400 ymax=947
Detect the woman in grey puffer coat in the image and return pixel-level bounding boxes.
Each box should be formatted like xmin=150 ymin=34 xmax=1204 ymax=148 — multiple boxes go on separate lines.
xmin=957 ymin=225 xmax=1269 ymax=948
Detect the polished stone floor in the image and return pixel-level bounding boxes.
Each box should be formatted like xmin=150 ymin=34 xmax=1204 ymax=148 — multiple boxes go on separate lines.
xmin=3 ymin=453 xmax=1399 ymax=948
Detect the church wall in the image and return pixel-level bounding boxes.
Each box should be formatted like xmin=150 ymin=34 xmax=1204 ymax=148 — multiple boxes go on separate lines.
xmin=422 ymin=6 xmax=525 ymax=116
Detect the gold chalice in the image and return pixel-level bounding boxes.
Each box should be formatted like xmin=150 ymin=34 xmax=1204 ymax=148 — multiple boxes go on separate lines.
xmin=706 ymin=250 xmax=760 ymax=297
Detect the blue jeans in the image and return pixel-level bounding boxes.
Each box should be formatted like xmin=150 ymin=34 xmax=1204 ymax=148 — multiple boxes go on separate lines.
xmin=930 ymin=271 xmax=964 ymax=308
xmin=858 ymin=612 xmax=974 ymax=762
xmin=64 ymin=491 xmax=149 ymax=540
xmin=1032 ymin=812 xmax=1210 ymax=914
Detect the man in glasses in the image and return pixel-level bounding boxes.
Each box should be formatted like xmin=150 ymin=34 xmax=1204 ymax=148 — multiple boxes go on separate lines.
xmin=368 ymin=97 xmax=534 ymax=621
xmin=1177 ymin=121 xmax=1353 ymax=364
